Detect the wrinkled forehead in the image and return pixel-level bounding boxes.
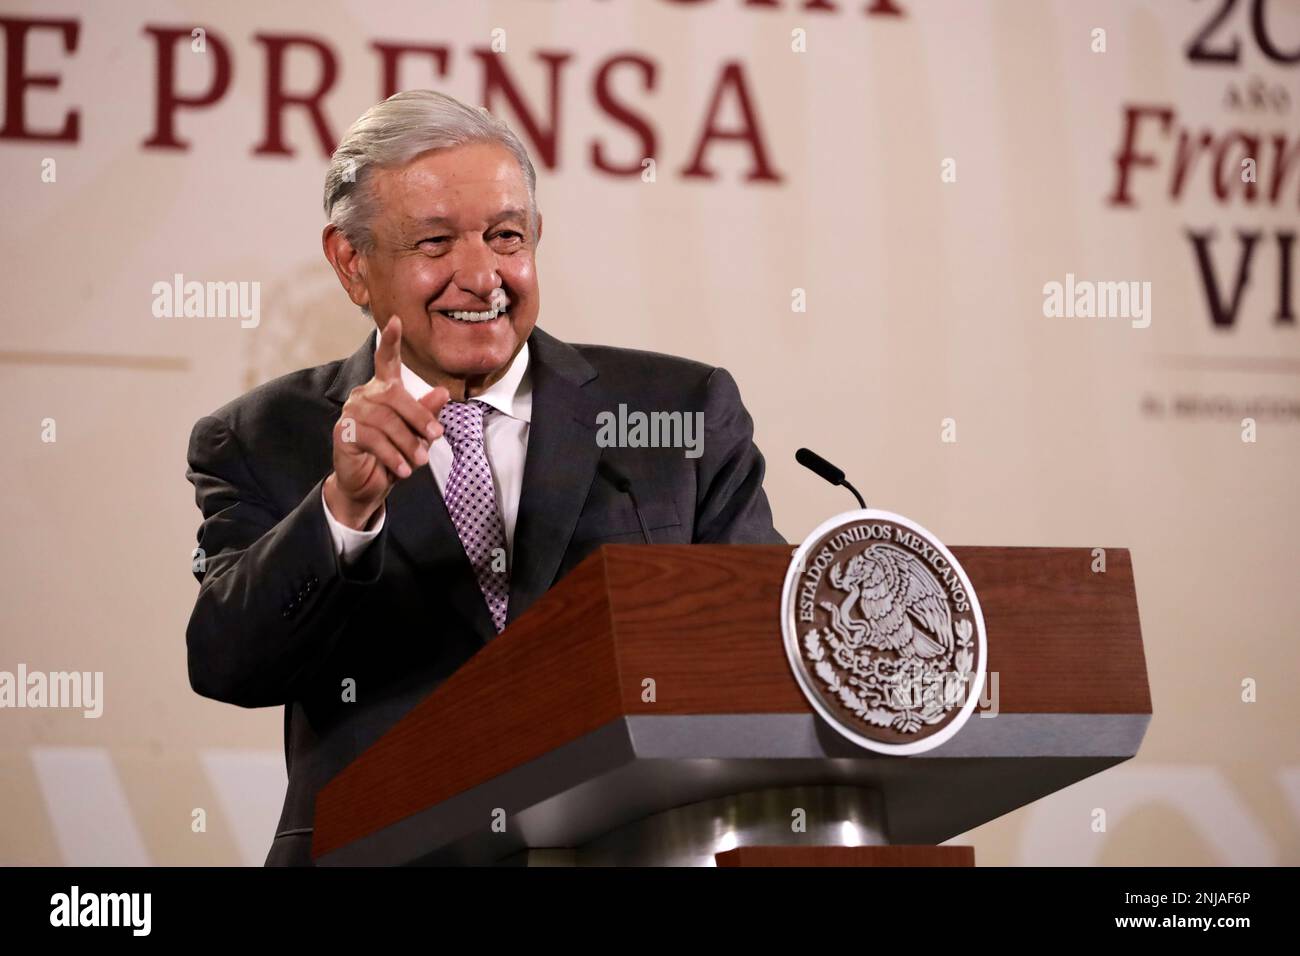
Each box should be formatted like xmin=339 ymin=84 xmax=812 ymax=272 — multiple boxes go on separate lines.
xmin=372 ymin=144 xmax=531 ymax=228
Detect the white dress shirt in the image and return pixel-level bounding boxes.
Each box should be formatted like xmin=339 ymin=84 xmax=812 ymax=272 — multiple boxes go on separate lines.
xmin=322 ymin=339 xmax=533 ymax=565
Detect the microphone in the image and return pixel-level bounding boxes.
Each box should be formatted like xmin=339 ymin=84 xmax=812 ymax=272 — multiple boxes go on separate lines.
xmin=795 ymin=447 xmax=867 ymax=509
xmin=596 ymin=459 xmax=654 ymax=544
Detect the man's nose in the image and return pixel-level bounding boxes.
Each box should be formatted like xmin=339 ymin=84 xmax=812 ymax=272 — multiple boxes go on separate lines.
xmin=451 ymin=238 xmax=502 ymax=302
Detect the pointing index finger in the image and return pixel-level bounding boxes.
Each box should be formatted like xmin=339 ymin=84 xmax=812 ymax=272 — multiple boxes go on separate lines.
xmin=376 ymin=316 xmax=403 ymax=382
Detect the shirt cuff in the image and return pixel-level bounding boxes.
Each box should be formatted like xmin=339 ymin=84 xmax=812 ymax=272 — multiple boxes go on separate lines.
xmin=321 ymin=485 xmax=385 ymax=565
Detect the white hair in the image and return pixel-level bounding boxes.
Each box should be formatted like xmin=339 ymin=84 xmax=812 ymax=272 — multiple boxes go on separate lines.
xmin=323 ymin=89 xmax=538 ymax=254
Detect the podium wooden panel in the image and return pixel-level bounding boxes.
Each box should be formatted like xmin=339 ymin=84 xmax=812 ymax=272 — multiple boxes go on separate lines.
xmin=312 ymin=544 xmax=1150 ymax=866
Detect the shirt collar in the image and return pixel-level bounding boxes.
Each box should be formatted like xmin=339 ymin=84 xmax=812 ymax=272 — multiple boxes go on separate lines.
xmin=375 ymin=332 xmax=533 ymax=424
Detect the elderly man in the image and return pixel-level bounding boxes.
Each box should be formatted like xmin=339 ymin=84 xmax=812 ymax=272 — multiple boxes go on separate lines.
xmin=185 ymin=90 xmax=784 ymax=866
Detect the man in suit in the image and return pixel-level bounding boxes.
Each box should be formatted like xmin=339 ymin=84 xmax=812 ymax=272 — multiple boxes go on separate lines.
xmin=185 ymin=90 xmax=784 ymax=866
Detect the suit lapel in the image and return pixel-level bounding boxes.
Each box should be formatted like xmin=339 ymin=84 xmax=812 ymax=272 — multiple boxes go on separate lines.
xmin=324 ymin=331 xmax=378 ymax=405
xmin=506 ymin=327 xmax=602 ymax=627
xmin=325 ymin=326 xmax=603 ymax=641
xmin=384 ymin=466 xmax=498 ymax=641
xmin=326 ymin=330 xmax=498 ymax=642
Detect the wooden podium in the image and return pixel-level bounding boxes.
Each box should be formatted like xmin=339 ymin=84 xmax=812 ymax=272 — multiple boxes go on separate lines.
xmin=311 ymin=544 xmax=1150 ymax=866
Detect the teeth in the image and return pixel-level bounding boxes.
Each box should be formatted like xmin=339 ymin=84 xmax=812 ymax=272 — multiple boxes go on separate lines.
xmin=443 ymin=308 xmax=503 ymax=323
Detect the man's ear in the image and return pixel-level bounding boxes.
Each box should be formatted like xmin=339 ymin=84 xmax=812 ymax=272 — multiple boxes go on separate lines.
xmin=322 ymin=224 xmax=371 ymax=311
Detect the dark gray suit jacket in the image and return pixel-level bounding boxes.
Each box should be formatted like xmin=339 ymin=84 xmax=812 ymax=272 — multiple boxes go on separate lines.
xmin=185 ymin=325 xmax=784 ymax=865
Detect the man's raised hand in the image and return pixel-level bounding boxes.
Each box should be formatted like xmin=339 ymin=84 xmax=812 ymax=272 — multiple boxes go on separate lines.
xmin=324 ymin=317 xmax=449 ymax=530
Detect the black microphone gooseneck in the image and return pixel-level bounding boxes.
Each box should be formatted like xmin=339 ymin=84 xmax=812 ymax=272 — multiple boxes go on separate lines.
xmin=795 ymin=447 xmax=867 ymax=509
xmin=597 ymin=460 xmax=654 ymax=544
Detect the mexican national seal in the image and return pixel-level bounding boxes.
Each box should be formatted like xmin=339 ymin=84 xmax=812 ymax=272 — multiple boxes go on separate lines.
xmin=781 ymin=510 xmax=987 ymax=755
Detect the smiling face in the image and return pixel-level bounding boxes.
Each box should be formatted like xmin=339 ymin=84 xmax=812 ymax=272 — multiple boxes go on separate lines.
xmin=325 ymin=141 xmax=541 ymax=398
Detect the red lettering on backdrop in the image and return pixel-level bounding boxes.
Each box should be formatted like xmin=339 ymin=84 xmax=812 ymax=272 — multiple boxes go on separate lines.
xmin=1107 ymin=105 xmax=1174 ymax=207
xmin=741 ymin=1 xmax=906 ymax=14
xmin=1109 ymin=104 xmax=1300 ymax=209
xmin=1213 ymin=132 xmax=1261 ymax=202
xmin=253 ymin=33 xmax=339 ymax=157
xmin=0 ymin=16 xmax=80 ymax=142
xmin=6 ymin=20 xmax=821 ymax=184
xmin=681 ymin=61 xmax=782 ymax=182
xmin=142 ymin=25 xmax=232 ymax=150
xmin=864 ymin=0 xmax=906 ymax=15
xmin=474 ymin=49 xmax=571 ymax=169
xmin=373 ymin=42 xmax=450 ymax=100
xmin=591 ymin=54 xmax=657 ymax=176
xmin=680 ymin=0 xmax=905 ymax=11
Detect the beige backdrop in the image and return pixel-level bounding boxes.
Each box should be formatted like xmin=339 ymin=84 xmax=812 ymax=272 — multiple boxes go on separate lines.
xmin=1 ymin=0 xmax=1297 ymax=865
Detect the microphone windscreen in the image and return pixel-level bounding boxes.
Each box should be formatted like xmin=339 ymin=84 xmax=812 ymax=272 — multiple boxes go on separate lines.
xmin=795 ymin=447 xmax=845 ymax=486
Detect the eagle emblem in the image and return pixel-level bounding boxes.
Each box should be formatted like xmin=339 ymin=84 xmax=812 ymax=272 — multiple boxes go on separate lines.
xmin=823 ymin=545 xmax=954 ymax=660
xmin=781 ymin=511 xmax=987 ymax=754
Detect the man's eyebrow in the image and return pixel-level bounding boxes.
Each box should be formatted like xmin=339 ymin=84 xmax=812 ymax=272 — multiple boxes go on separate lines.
xmin=488 ymin=207 xmax=530 ymax=225
xmin=409 ymin=208 xmax=530 ymax=231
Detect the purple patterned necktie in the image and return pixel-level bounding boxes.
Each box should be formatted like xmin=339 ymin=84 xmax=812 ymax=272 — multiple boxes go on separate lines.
xmin=438 ymin=400 xmax=509 ymax=634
